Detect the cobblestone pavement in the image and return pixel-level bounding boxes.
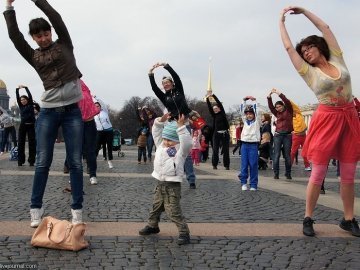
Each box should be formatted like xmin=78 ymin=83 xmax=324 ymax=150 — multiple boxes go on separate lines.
xmin=0 ymin=144 xmax=360 ymax=270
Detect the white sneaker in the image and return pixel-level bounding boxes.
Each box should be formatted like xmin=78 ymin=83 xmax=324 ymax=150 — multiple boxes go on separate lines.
xmin=90 ymin=177 xmax=98 ymax=185
xmin=241 ymin=184 xmax=248 ymax=191
xmin=0 ymin=152 xmax=4 ymax=156
xmin=108 ymin=160 xmax=113 ymax=169
xmin=304 ymin=167 xmax=312 ymax=171
xmin=250 ymin=187 xmax=257 ymax=191
xmin=30 ymin=207 xmax=44 ymax=228
xmin=71 ymin=209 xmax=83 ymax=224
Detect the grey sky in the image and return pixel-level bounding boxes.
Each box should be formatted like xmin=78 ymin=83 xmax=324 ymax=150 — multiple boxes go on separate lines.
xmin=1 ymin=0 xmax=359 ymax=111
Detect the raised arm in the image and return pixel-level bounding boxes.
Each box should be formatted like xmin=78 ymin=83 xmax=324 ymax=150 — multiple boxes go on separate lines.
xmin=163 ymin=63 xmax=183 ymax=93
xmin=206 ymin=96 xmax=215 ymax=117
xmin=299 ymin=7 xmax=340 ymax=50
xmin=3 ymin=0 xmax=35 ymax=66
xmin=280 ymin=6 xmax=340 ymax=70
xmin=148 ymin=64 xmax=166 ymax=104
xmin=32 ymin=0 xmax=72 ymax=46
xmin=279 ymin=8 xmax=305 ymax=70
xmin=212 ymin=94 xmax=225 ymax=112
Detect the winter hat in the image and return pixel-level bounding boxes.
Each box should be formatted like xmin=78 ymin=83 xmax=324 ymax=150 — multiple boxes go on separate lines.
xmin=162 ymin=121 xmax=179 ymax=142
xmin=244 ymin=105 xmax=255 ymax=114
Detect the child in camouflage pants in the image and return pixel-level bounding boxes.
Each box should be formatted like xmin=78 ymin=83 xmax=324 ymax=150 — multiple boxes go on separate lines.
xmin=139 ymin=113 xmax=192 ymax=245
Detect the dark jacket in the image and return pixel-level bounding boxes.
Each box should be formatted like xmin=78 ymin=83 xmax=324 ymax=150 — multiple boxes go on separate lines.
xmin=3 ymin=0 xmax=82 ymax=91
xmin=16 ymin=87 xmax=35 ymax=124
xmin=206 ymin=94 xmax=229 ymax=131
xmin=267 ymin=93 xmax=293 ymax=133
xmin=149 ymin=64 xmax=191 ymax=119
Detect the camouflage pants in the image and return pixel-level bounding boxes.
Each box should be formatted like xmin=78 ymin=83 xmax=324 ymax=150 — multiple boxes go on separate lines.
xmin=148 ymin=181 xmax=190 ymax=235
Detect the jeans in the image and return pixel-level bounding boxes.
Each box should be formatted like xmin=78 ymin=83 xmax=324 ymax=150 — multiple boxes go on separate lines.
xmin=138 ymin=146 xmax=147 ymax=162
xmin=184 ymin=125 xmax=196 ymax=184
xmin=238 ymin=143 xmax=259 ymax=188
xmin=31 ymin=105 xmax=84 ymax=210
xmin=273 ymin=133 xmax=292 ymax=176
xmin=1 ymin=126 xmax=17 ymax=152
xmin=147 ymin=134 xmax=155 ymax=159
xmin=83 ymin=119 xmax=97 ymax=178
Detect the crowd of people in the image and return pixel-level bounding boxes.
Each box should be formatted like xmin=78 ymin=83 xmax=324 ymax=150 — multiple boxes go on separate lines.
xmin=1 ymin=0 xmax=359 ymax=246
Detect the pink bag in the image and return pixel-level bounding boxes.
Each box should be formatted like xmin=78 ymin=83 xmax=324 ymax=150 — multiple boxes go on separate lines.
xmin=31 ymin=216 xmax=89 ymax=251
xmin=78 ymin=80 xmax=100 ymax=121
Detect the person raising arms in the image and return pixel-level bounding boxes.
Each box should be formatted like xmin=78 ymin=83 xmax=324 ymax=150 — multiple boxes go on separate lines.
xmin=280 ymin=6 xmax=360 ymax=237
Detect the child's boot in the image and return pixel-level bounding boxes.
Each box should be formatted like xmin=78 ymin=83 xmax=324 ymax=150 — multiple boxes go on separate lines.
xmin=177 ymin=234 xmax=190 ymax=245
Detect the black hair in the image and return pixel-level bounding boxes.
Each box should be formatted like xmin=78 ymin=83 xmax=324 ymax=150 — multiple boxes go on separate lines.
xmin=20 ymin=95 xmax=29 ymax=102
xmin=28 ymin=18 xmax=51 ymax=35
xmin=295 ymin=35 xmax=330 ymax=64
xmin=275 ymin=101 xmax=285 ymax=107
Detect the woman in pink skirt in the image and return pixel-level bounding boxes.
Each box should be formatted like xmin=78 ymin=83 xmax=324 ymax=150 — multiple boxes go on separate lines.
xmin=280 ymin=6 xmax=360 ymax=237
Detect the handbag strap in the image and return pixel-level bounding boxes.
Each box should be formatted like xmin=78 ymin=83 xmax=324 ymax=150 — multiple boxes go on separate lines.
xmin=47 ymin=222 xmax=73 ymax=244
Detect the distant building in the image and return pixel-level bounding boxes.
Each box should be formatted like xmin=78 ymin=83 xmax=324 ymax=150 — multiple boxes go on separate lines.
xmin=0 ymin=79 xmax=10 ymax=110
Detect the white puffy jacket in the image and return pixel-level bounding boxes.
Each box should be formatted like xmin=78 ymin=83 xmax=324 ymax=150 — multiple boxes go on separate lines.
xmin=151 ymin=118 xmax=192 ymax=182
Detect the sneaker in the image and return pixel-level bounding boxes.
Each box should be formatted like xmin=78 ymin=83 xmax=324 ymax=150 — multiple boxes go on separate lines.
xmin=303 ymin=217 xmax=315 ymax=236
xmin=339 ymin=218 xmax=360 ymax=237
xmin=304 ymin=167 xmax=312 ymax=171
xmin=90 ymin=177 xmax=98 ymax=185
xmin=213 ymin=166 xmax=217 ymax=170
xmin=139 ymin=225 xmax=160 ymax=235
xmin=320 ymin=189 xmax=325 ymax=194
xmin=0 ymin=152 xmax=4 ymax=156
xmin=225 ymin=167 xmax=230 ymax=170
xmin=30 ymin=207 xmax=44 ymax=228
xmin=71 ymin=209 xmax=83 ymax=224
xmin=108 ymin=161 xmax=114 ymax=169
xmin=274 ymin=174 xmax=279 ymax=180
xmin=177 ymin=234 xmax=190 ymax=245
xmin=138 ymin=161 xmax=141 ymax=164
xmin=250 ymin=187 xmax=257 ymax=191
xmin=241 ymin=184 xmax=248 ymax=191
xmin=189 ymin=183 xmax=196 ymax=189
xmin=285 ymin=174 xmax=292 ymax=180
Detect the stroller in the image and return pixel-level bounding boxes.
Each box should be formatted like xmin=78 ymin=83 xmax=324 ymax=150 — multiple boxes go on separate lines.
xmin=113 ymin=129 xmax=125 ymax=157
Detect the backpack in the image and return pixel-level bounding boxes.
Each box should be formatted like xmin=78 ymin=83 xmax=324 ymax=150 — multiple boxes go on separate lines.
xmin=9 ymin=146 xmax=18 ymax=161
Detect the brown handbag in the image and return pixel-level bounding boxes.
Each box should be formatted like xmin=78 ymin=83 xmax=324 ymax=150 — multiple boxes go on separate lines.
xmin=31 ymin=216 xmax=89 ymax=251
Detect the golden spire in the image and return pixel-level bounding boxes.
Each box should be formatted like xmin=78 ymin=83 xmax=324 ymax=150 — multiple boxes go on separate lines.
xmin=204 ymin=57 xmax=216 ymax=103
xmin=207 ymin=57 xmax=212 ymax=92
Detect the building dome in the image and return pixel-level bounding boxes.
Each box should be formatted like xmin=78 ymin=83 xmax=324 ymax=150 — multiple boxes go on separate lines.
xmin=0 ymin=79 xmax=6 ymax=89
xmin=0 ymin=79 xmax=10 ymax=110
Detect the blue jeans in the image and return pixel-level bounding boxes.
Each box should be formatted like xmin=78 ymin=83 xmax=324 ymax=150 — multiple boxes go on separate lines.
xmin=238 ymin=143 xmax=259 ymax=189
xmin=184 ymin=125 xmax=196 ymax=184
xmin=31 ymin=105 xmax=84 ymax=210
xmin=83 ymin=119 xmax=97 ymax=178
xmin=147 ymin=134 xmax=155 ymax=159
xmin=1 ymin=126 xmax=17 ymax=152
xmin=273 ymin=133 xmax=292 ymax=176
